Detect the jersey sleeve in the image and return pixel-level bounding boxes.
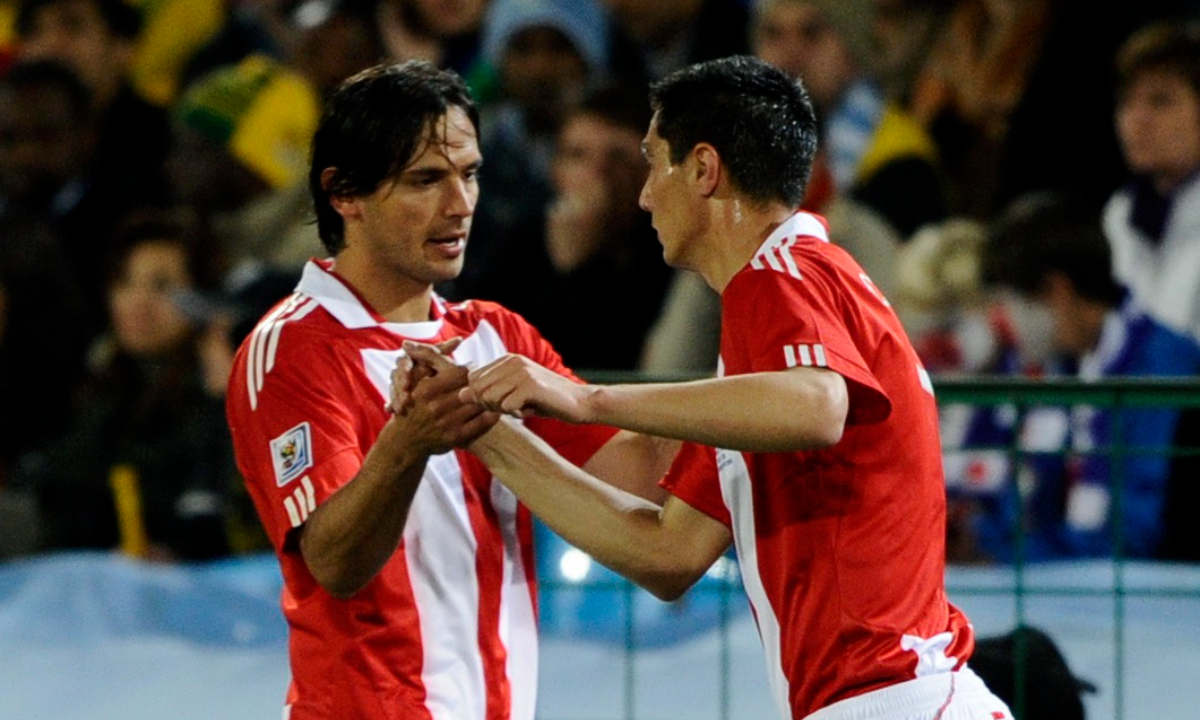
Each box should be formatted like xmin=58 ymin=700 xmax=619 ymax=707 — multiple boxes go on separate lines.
xmin=659 ymin=442 xmax=730 ymax=526
xmin=482 ymin=303 xmax=619 ymax=465
xmin=723 ymin=260 xmax=891 ymax=426
xmin=226 ymin=328 xmax=365 ymax=552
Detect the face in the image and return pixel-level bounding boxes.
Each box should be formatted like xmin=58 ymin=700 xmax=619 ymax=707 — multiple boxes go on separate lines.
xmin=639 ymin=119 xmax=699 ymax=268
xmin=1116 ymin=70 xmax=1200 ymax=189
xmin=109 ymin=240 xmax=194 ymax=357
xmin=501 ymin=26 xmax=588 ymax=126
xmin=341 ymin=106 xmax=481 ymax=286
xmin=18 ymin=0 xmax=132 ymax=104
xmin=409 ymin=0 xmax=487 ymax=37
xmin=554 ymin=113 xmax=645 ymax=213
xmin=754 ymin=1 xmax=855 ymax=109
xmin=0 ymin=85 xmax=90 ymax=203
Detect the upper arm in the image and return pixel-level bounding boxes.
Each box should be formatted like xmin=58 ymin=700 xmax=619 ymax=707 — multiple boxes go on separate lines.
xmin=227 ymin=332 xmax=363 ymax=551
xmin=725 ymin=258 xmax=891 ymax=426
xmin=582 ymin=430 xmax=680 ymax=504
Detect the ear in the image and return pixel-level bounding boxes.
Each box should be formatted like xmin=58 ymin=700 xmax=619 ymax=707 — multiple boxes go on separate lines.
xmin=321 ymin=167 xmax=361 ymax=222
xmin=692 ymin=143 xmax=721 ymax=197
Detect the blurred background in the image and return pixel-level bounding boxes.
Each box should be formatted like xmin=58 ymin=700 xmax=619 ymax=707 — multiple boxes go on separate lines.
xmin=0 ymin=0 xmax=1198 ymax=718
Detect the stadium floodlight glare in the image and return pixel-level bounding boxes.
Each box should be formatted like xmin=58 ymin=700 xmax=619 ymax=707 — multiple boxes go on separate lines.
xmin=559 ymin=548 xmax=592 ymax=583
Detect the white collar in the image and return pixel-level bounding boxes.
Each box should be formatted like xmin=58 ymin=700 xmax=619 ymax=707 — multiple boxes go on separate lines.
xmin=296 ymin=259 xmax=446 ymax=339
xmin=751 ymin=211 xmax=830 ymax=260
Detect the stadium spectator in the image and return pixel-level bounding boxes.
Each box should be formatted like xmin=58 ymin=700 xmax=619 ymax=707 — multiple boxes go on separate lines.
xmin=168 ymin=55 xmax=322 ymax=274
xmin=1103 ymin=22 xmax=1200 ymax=348
xmin=753 ymin=0 xmax=945 ymax=238
xmin=980 ymin=194 xmax=1200 ymax=560
xmin=16 ymin=0 xmax=171 ymax=199
xmin=0 ymin=59 xmax=154 ymax=341
xmin=603 ymin=0 xmax=750 ymax=88
xmin=457 ymin=81 xmax=672 ymax=369
xmin=452 ymin=0 xmax=607 ymax=299
xmin=906 ymin=0 xmax=1141 ymax=218
xmin=415 ymin=56 xmax=1012 ymax=720
xmin=376 ymin=0 xmax=493 ymax=95
xmin=11 ymin=211 xmax=237 ymax=561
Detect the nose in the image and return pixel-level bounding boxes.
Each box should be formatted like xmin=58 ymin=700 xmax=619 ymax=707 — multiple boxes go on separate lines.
xmin=445 ymin=176 xmax=476 ymax=219
xmin=638 ymin=177 xmax=652 ymax=212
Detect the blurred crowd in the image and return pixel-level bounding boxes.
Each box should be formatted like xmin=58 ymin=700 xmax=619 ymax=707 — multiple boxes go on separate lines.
xmin=0 ymin=0 xmax=1196 ymax=565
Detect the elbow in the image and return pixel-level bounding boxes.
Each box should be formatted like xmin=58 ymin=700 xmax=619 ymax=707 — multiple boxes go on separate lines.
xmin=310 ymin=563 xmax=370 ymax=600
xmin=807 ymin=373 xmax=849 ymax=448
xmin=322 ymin=576 xmax=367 ymax=601
xmin=640 ymin=571 xmax=697 ymax=602
xmin=633 ymin=556 xmax=707 ymax=602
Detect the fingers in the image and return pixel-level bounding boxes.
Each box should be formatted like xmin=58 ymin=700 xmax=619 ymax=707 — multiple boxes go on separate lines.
xmin=434 ymin=337 xmax=463 ymax=355
xmin=386 ymin=353 xmax=416 ymax=414
xmin=404 ymin=340 xmax=459 ymax=373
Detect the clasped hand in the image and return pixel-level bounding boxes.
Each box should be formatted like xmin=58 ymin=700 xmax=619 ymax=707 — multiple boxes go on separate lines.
xmin=391 ymin=342 xmax=595 ymax=427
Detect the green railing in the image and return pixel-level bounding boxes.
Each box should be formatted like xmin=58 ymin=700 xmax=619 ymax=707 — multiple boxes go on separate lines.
xmin=537 ymin=374 xmax=1200 ymax=720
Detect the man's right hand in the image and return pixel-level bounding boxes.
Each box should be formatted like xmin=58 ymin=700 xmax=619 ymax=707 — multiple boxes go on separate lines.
xmin=460 ymin=353 xmax=598 ymax=424
xmin=392 ymin=341 xmax=498 ymax=455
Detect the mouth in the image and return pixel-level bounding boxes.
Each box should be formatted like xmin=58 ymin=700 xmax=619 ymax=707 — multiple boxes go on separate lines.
xmin=427 ymin=233 xmax=467 ymax=258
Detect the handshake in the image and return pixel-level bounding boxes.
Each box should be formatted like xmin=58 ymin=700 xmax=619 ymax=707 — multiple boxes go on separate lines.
xmin=383 ymin=339 xmax=596 ymax=454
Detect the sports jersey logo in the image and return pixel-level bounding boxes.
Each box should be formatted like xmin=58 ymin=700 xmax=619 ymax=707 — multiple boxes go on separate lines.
xmin=270 ymin=422 xmax=313 ymax=487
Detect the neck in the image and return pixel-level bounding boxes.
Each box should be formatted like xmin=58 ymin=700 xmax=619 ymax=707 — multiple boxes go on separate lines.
xmin=695 ymin=198 xmax=798 ymax=293
xmin=333 ymin=250 xmax=435 ymax=323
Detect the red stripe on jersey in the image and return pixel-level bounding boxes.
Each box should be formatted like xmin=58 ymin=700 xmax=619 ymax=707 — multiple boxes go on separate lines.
xmin=461 ymin=452 xmax=512 ymax=720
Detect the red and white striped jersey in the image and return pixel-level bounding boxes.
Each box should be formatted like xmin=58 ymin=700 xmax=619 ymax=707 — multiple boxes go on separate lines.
xmin=662 ymin=212 xmax=974 ymax=720
xmin=227 ymin=259 xmax=616 ymax=720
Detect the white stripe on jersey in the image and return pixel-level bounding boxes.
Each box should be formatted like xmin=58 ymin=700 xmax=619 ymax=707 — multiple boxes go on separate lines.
xmin=491 ymin=478 xmax=538 ymax=720
xmin=405 ymin=451 xmax=487 ymax=720
xmin=283 ymin=496 xmax=302 ymax=528
xmin=283 ymin=476 xmax=317 ymax=528
xmin=813 ymin=344 xmax=827 ymax=367
xmin=267 ymin=299 xmax=318 ymax=375
xmin=779 ymin=237 xmax=803 ymax=280
xmin=798 ymin=344 xmax=813 ymax=367
xmin=716 ymin=449 xmax=792 ymax=720
xmin=784 ymin=345 xmax=797 ymax=368
xmin=246 ymin=295 xmax=309 ymax=410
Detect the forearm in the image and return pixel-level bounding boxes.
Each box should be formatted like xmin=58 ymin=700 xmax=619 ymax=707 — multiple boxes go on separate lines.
xmin=584 ymin=370 xmax=847 ymax=452
xmin=472 ymin=421 xmax=701 ymax=598
xmin=300 ymin=420 xmax=428 ymax=598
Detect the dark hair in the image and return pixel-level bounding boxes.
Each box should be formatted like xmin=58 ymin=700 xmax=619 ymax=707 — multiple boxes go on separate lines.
xmin=16 ymin=0 xmax=143 ymax=41
xmin=0 ymin=59 xmax=91 ymax=120
xmin=569 ymin=80 xmax=653 ymax=135
xmin=648 ymin=55 xmax=818 ymax=207
xmin=309 ymin=61 xmax=480 ymax=254
xmin=1117 ymin=22 xmax=1200 ymax=97
xmin=104 ymin=209 xmax=225 ymax=293
xmin=983 ymin=193 xmax=1124 ymax=307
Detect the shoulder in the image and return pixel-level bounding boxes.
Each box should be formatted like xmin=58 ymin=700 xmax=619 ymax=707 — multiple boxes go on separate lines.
xmin=229 ymin=294 xmax=340 ymax=400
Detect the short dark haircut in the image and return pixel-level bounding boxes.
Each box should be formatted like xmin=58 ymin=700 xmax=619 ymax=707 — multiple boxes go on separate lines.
xmin=0 ymin=58 xmax=92 ymax=120
xmin=16 ymin=0 xmax=143 ymax=41
xmin=309 ymin=61 xmax=480 ymax=254
xmin=1117 ymin=22 xmax=1200 ymax=97
xmin=983 ymin=193 xmax=1124 ymax=307
xmin=648 ymin=55 xmax=818 ymax=208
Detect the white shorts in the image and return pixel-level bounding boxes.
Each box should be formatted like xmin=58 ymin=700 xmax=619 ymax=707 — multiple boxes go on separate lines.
xmin=804 ymin=667 xmax=1013 ymax=720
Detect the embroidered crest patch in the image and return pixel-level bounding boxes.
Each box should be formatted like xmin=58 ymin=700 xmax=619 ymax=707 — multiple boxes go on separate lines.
xmin=270 ymin=422 xmax=313 ymax=487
